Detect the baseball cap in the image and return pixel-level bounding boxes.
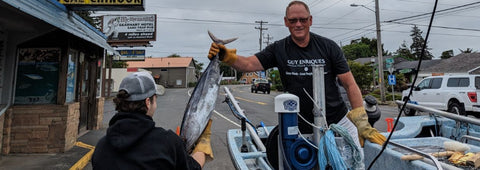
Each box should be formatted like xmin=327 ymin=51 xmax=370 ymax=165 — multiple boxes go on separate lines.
xmin=119 ymin=72 xmax=161 ymax=101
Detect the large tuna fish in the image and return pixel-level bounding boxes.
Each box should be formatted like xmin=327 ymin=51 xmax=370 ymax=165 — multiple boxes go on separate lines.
xmin=180 ymin=31 xmax=237 ymax=152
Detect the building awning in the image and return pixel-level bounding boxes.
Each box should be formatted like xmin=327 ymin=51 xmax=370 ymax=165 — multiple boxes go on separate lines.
xmin=2 ymin=0 xmax=119 ymax=55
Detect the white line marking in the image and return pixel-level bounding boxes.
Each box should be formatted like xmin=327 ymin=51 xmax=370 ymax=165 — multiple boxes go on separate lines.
xmin=214 ymin=110 xmax=240 ymax=127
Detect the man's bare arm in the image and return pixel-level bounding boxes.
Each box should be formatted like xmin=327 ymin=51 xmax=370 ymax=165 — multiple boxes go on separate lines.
xmin=231 ymin=55 xmax=265 ymax=72
xmin=338 ymin=71 xmax=363 ymax=109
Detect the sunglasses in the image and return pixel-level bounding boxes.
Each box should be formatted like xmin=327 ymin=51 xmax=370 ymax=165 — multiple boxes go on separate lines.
xmin=287 ymin=17 xmax=310 ymax=24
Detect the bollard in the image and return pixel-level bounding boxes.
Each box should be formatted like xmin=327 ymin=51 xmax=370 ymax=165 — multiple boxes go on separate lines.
xmin=385 ymin=118 xmax=394 ymax=132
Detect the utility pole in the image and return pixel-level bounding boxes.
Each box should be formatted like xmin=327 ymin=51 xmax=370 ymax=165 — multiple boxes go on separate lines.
xmin=350 ymin=2 xmax=385 ymax=103
xmin=263 ymin=34 xmax=273 ymax=46
xmin=263 ymin=34 xmax=273 ymax=79
xmin=375 ymin=0 xmax=385 ymax=103
xmin=255 ymin=21 xmax=268 ymax=51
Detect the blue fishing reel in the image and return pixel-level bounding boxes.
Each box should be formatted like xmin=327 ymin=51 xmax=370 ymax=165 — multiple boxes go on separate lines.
xmin=275 ymin=94 xmax=317 ymax=170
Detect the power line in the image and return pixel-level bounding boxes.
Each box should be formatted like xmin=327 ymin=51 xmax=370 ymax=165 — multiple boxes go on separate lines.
xmin=387 ymin=21 xmax=480 ymax=32
xmin=385 ymin=1 xmax=480 ymax=23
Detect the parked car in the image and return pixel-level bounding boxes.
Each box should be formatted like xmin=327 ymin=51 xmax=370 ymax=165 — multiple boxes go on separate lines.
xmin=400 ymin=74 xmax=480 ymax=116
xmin=251 ymin=79 xmax=271 ymax=94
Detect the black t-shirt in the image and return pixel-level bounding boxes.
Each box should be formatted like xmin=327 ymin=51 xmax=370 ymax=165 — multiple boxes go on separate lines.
xmin=255 ymin=32 xmax=349 ymax=133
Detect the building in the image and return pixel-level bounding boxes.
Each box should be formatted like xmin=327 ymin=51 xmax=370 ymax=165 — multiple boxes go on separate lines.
xmin=105 ymin=68 xmax=150 ymax=93
xmin=127 ymin=57 xmax=197 ymax=88
xmin=0 ymin=0 xmax=116 ymax=154
xmin=239 ymin=72 xmax=260 ymax=84
xmin=355 ymin=53 xmax=480 ymax=86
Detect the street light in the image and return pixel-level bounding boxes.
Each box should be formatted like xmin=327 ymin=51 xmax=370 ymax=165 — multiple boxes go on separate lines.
xmin=350 ymin=4 xmax=374 ymax=12
xmin=351 ymin=1 xmax=386 ymax=103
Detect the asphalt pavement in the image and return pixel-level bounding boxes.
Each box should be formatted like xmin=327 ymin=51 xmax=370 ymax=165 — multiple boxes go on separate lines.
xmin=0 ymin=85 xmax=407 ymax=170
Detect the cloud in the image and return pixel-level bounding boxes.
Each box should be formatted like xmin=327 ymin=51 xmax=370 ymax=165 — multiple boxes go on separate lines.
xmin=97 ymin=0 xmax=480 ymax=65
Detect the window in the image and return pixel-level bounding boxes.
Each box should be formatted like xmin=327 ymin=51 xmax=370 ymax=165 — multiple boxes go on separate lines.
xmin=66 ymin=50 xmax=78 ymax=103
xmin=447 ymin=78 xmax=469 ymax=87
xmin=15 ymin=48 xmax=60 ymax=104
xmin=417 ymin=79 xmax=431 ymax=89
xmin=97 ymin=57 xmax=103 ymax=98
xmin=475 ymin=77 xmax=480 ymax=89
xmin=431 ymin=78 xmax=442 ymax=89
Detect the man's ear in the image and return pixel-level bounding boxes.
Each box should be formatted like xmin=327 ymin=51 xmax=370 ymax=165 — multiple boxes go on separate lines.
xmin=145 ymin=97 xmax=151 ymax=109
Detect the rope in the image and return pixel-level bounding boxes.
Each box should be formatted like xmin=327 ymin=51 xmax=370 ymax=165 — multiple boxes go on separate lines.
xmin=330 ymin=124 xmax=362 ymax=169
xmin=318 ymin=130 xmax=347 ymax=170
xmin=297 ymin=130 xmax=319 ymax=150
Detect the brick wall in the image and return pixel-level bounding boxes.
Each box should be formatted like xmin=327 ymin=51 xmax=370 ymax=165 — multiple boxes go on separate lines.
xmin=94 ymin=97 xmax=104 ymax=130
xmin=2 ymin=103 xmax=79 ymax=154
xmin=0 ymin=113 xmax=4 ymax=156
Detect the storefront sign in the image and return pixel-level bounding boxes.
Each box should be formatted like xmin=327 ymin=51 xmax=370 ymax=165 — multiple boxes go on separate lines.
xmin=57 ymin=0 xmax=144 ymax=11
xmin=116 ymin=49 xmax=145 ymax=61
xmin=102 ymin=15 xmax=156 ymax=43
xmin=66 ymin=52 xmax=77 ymax=103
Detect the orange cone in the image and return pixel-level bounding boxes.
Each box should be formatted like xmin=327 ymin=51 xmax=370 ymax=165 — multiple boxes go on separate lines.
xmin=176 ymin=126 xmax=180 ymax=136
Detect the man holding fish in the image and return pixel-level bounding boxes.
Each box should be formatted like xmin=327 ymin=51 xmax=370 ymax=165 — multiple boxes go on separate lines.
xmin=208 ymin=0 xmax=386 ymax=150
xmin=92 ymin=72 xmax=212 ymax=169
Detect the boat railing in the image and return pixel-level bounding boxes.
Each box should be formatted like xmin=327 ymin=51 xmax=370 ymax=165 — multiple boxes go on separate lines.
xmin=396 ymin=100 xmax=480 ymax=126
xmin=224 ymin=86 xmax=266 ymax=152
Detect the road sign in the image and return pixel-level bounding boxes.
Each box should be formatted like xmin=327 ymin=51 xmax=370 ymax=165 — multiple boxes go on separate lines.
xmin=388 ymin=67 xmax=394 ymax=74
xmin=386 ymin=58 xmax=394 ymax=68
xmin=386 ymin=58 xmax=394 ymax=64
xmin=388 ymin=74 xmax=396 ymax=85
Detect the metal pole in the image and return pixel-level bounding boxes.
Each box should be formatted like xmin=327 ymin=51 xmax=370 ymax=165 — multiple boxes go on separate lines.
xmin=375 ymin=0 xmax=386 ymax=103
xmin=313 ymin=65 xmax=327 ymax=147
xmin=392 ymin=85 xmax=395 ymax=102
xmin=396 ymin=101 xmax=480 ymax=126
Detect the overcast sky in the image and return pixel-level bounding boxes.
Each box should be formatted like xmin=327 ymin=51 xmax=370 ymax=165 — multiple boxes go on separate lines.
xmin=95 ymin=0 xmax=480 ymax=66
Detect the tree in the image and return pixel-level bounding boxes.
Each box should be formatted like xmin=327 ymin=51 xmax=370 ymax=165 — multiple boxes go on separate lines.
xmin=342 ymin=37 xmax=378 ymax=60
xmin=219 ymin=63 xmax=235 ymax=77
xmin=268 ymin=69 xmax=283 ymax=91
xmin=395 ymin=41 xmax=414 ymax=60
xmin=112 ymin=61 xmax=128 ymax=68
xmin=410 ymin=25 xmax=433 ymax=60
xmin=459 ymin=48 xmax=476 ymax=54
xmin=440 ymin=50 xmax=454 ymax=59
xmin=342 ymin=37 xmax=390 ymax=60
xmin=193 ymin=59 xmax=204 ymax=78
xmin=342 ymin=43 xmax=374 ymax=60
xmin=167 ymin=53 xmax=181 ymax=58
xmin=74 ymin=11 xmax=101 ymax=30
xmin=348 ymin=60 xmax=373 ymax=93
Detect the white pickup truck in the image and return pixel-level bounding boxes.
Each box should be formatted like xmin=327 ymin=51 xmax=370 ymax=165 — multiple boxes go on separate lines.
xmin=400 ymin=74 xmax=480 ymax=116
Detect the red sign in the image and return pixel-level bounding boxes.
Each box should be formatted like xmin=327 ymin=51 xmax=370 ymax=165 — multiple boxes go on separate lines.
xmin=127 ymin=68 xmax=138 ymax=72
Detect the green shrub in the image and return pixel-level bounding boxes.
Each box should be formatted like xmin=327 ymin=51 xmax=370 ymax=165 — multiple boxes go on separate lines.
xmin=274 ymin=84 xmax=283 ymax=91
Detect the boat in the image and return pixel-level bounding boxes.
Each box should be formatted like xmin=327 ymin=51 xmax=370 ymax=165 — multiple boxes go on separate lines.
xmin=223 ymin=66 xmax=480 ymax=170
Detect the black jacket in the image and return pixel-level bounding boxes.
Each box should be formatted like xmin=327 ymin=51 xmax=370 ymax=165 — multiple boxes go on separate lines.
xmin=92 ymin=112 xmax=201 ymax=170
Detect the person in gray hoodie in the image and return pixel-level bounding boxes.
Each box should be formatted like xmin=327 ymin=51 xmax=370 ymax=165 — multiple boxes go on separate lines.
xmin=92 ymin=72 xmax=212 ymax=169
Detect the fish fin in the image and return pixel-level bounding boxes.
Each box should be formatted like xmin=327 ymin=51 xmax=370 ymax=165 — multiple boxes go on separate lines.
xmin=208 ymin=30 xmax=238 ymax=45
